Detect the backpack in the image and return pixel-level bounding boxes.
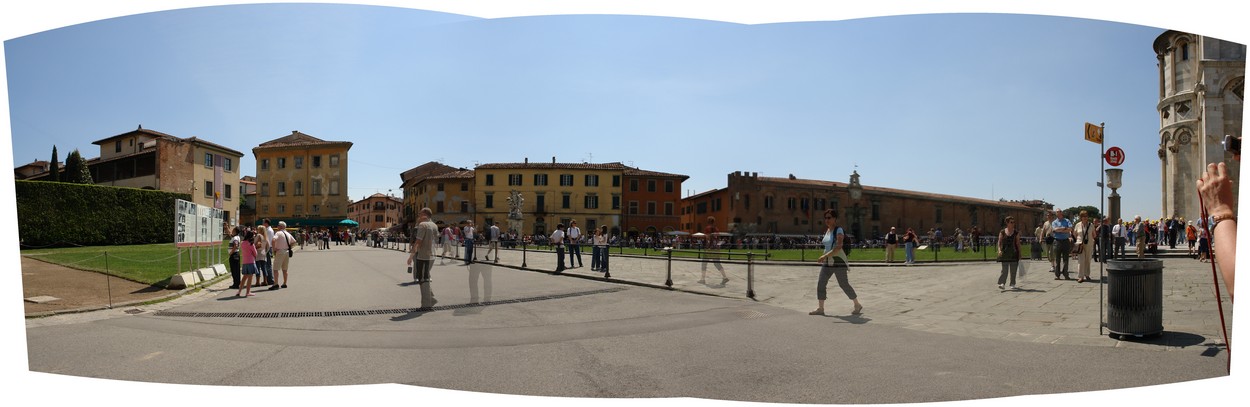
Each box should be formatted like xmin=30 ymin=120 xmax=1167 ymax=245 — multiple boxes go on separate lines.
xmin=837 ymin=227 xmax=852 ymax=255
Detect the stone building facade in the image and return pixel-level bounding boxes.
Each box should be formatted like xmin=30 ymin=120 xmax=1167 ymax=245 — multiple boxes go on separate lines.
xmin=681 ymin=171 xmax=1051 ymax=240
xmin=398 ymin=159 xmax=687 ymax=237
xmin=1154 ymin=30 xmax=1244 ymax=220
xmin=252 ymin=131 xmax=352 ymax=228
xmin=621 ymin=168 xmax=688 ymax=236
xmin=348 ymin=193 xmax=403 ymax=231
xmin=474 ymin=160 xmax=630 ymax=236
xmin=400 ymin=161 xmax=473 ymax=230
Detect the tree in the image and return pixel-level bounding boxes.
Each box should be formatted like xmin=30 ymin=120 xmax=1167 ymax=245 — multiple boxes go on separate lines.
xmin=62 ymin=149 xmax=94 ymax=184
xmin=1063 ymin=205 xmax=1103 ymax=220
xmin=48 ymin=145 xmax=60 ymax=182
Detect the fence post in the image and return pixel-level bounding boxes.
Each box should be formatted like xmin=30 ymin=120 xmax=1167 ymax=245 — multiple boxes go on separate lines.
xmin=747 ymin=252 xmax=756 ymax=299
xmin=105 ymin=251 xmax=113 ymax=309
xmin=665 ymin=248 xmax=673 ymax=288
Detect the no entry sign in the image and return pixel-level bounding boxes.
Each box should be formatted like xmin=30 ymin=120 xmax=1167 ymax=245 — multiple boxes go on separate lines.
xmin=1105 ymin=146 xmax=1125 ymax=167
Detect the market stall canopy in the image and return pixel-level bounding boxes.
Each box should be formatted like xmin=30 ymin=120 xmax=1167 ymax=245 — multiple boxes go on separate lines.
xmin=339 ymin=219 xmax=360 ymax=226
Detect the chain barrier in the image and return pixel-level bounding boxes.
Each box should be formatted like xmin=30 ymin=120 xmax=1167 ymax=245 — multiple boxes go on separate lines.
xmin=104 ymin=251 xmax=187 ymax=263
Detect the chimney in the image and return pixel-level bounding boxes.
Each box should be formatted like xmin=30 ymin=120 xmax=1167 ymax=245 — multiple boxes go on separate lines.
xmin=552 ymin=156 xmax=556 ymax=164
xmin=524 ymin=157 xmax=528 ymax=164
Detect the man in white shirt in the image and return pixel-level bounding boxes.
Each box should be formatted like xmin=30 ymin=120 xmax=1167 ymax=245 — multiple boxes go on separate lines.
xmin=270 ymin=221 xmax=296 ymax=290
xmin=485 ymin=222 xmax=501 ymax=262
xmin=550 ymin=223 xmax=567 ymax=274
xmin=566 ymin=220 xmax=583 ymax=268
xmin=462 ymin=221 xmax=476 ymax=265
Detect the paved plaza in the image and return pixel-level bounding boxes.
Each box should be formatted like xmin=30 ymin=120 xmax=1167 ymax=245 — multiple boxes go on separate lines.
xmin=23 ymin=243 xmax=1234 ymax=403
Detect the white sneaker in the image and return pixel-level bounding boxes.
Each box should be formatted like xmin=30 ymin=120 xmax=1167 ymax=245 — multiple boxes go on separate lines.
xmin=998 ymin=284 xmax=1005 ymax=289
xmin=1010 ymin=285 xmax=1017 ymax=290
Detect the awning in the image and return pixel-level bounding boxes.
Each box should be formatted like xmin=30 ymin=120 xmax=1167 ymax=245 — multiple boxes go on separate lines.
xmin=255 ymin=218 xmax=351 ymax=227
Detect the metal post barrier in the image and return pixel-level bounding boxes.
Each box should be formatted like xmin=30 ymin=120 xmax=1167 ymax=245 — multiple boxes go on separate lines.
xmin=800 ymin=245 xmax=805 ymax=262
xmin=522 ymin=242 xmax=528 ymax=268
xmin=746 ymin=252 xmax=755 ymax=299
xmin=665 ymin=248 xmax=673 ymax=287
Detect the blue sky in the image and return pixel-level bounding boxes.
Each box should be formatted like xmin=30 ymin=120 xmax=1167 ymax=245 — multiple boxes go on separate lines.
xmin=3 ymin=3 xmax=1206 ymax=221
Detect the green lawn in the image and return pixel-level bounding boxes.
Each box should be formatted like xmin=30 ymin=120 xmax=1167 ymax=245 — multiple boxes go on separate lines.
xmin=521 ymin=243 xmax=1052 ymax=263
xmin=22 ymin=242 xmax=229 ymax=285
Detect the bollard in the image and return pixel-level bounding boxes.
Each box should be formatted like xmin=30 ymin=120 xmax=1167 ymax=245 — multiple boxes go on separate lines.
xmin=521 ymin=242 xmax=528 ymax=268
xmin=665 ymin=248 xmax=673 ymax=287
xmin=746 ymin=252 xmax=755 ymax=299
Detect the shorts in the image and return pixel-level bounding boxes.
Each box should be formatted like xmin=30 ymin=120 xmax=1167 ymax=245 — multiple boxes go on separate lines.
xmin=272 ymin=250 xmax=290 ymax=270
xmin=242 ymin=263 xmax=259 ymax=275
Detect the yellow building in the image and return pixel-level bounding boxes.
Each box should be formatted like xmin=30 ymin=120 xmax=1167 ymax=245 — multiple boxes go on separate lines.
xmin=253 ymin=131 xmax=352 ymax=228
xmin=474 ymin=160 xmax=627 ymax=236
xmin=400 ymin=161 xmax=474 ymax=228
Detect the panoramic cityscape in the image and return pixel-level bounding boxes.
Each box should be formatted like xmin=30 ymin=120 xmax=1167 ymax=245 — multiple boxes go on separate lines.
xmin=4 ymin=2 xmax=1245 ymax=406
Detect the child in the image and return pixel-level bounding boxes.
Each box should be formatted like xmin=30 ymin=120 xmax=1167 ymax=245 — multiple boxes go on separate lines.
xmin=237 ymin=229 xmax=259 ymax=297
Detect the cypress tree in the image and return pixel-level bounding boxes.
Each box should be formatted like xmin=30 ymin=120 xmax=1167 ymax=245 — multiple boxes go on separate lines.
xmin=48 ymin=145 xmax=60 ymax=182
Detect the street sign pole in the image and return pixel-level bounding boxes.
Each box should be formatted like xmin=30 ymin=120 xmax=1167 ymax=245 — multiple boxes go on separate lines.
xmin=1098 ymin=123 xmax=1106 ymax=336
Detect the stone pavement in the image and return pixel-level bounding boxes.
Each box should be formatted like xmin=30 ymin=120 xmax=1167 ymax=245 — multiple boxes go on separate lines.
xmin=418 ymin=244 xmax=1234 ymax=352
xmin=27 ymin=242 xmax=1233 ymax=354
xmin=23 ymin=243 xmax=1231 ymax=403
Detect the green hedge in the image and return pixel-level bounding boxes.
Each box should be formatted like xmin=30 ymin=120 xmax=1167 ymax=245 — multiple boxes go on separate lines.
xmin=16 ymin=180 xmax=191 ymax=248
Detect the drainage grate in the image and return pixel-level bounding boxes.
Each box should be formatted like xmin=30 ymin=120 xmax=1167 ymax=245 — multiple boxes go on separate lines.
xmin=153 ymin=287 xmax=627 ymax=319
xmin=735 ymin=309 xmax=769 ymax=320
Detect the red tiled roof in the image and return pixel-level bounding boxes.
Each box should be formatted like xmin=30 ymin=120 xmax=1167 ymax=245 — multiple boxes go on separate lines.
xmin=624 ymin=168 xmax=689 ymax=180
xmin=427 ymin=169 xmax=475 ymax=180
xmin=400 ymin=161 xmax=462 ymax=182
xmin=184 ymin=136 xmax=245 ymax=157
xmin=91 ymin=126 xmax=180 ymax=145
xmin=476 ymin=162 xmax=632 ymax=170
xmin=256 ymin=131 xmax=352 ymax=149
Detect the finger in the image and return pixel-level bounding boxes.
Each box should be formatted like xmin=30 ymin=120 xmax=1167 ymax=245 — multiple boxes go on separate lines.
xmin=1216 ymin=161 xmax=1228 ymax=179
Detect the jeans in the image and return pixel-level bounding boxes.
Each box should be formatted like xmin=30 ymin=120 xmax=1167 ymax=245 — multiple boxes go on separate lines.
xmin=591 ymin=246 xmax=601 ymax=270
xmin=464 ymin=240 xmax=475 ymax=264
xmin=568 ymin=243 xmax=583 ymax=267
xmin=904 ymin=242 xmax=915 ymax=263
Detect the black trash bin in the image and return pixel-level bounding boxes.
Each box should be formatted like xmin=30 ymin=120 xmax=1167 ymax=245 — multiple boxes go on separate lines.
xmin=1105 ymin=259 xmax=1164 ymax=339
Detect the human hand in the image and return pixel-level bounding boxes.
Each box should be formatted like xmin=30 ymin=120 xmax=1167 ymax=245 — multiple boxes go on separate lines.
xmin=1197 ymin=162 xmax=1236 ymax=218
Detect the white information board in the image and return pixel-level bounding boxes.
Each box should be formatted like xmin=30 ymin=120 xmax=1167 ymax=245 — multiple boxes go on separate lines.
xmin=175 ymin=199 xmax=223 ymax=247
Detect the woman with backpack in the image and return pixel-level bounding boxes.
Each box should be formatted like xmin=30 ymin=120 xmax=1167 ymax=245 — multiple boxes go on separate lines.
xmin=810 ymin=209 xmax=863 ymax=316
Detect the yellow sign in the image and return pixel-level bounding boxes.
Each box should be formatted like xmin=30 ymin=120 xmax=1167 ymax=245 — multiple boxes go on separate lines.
xmin=1084 ymin=122 xmax=1103 ymax=144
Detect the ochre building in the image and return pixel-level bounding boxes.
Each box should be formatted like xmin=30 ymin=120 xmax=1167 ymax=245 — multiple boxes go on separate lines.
xmin=253 ymin=131 xmax=352 ymax=228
